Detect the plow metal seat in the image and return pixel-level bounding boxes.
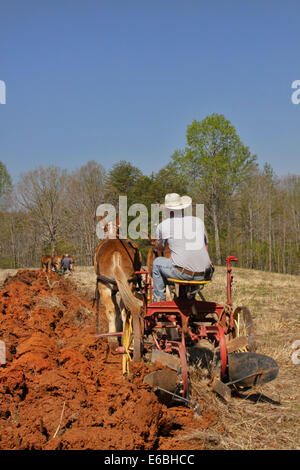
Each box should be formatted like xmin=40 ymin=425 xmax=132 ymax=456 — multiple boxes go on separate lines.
xmin=166 ymin=278 xmax=212 ymax=299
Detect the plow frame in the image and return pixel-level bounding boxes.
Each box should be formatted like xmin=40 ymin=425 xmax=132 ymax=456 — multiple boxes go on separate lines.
xmin=133 ymin=256 xmax=240 ymax=397
xmin=96 ymin=256 xmax=272 ymax=400
xmin=95 ymin=255 xmax=279 ymax=402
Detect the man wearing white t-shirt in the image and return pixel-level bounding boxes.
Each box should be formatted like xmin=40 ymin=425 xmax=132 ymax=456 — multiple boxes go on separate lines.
xmin=152 ymin=193 xmax=213 ymax=302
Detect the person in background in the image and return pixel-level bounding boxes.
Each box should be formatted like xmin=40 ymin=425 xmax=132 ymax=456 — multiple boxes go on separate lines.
xmin=61 ymin=254 xmax=72 ymax=274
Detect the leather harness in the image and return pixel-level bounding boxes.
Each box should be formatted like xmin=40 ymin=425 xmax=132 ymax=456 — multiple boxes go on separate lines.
xmin=94 ymin=238 xmax=141 ymax=333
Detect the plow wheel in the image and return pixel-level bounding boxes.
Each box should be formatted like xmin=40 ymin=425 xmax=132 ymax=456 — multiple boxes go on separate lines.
xmin=233 ymin=306 xmax=256 ymax=352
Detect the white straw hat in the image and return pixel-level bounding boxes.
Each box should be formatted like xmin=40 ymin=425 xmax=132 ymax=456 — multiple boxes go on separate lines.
xmin=163 ymin=193 xmax=192 ymax=210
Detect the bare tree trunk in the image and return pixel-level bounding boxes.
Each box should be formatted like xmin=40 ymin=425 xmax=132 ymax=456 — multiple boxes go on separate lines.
xmin=268 ymin=204 xmax=272 ymax=272
xmin=212 ymin=199 xmax=221 ymax=265
xmin=282 ymin=210 xmax=286 ymax=274
xmin=249 ymin=204 xmax=254 ymax=269
xmin=9 ymin=224 xmax=17 ymax=268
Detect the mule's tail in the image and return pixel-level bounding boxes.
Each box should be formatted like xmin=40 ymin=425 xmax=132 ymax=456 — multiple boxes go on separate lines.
xmin=112 ymin=252 xmax=141 ymax=316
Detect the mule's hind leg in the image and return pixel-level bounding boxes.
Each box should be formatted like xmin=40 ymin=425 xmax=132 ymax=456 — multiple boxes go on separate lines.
xmin=112 ymin=292 xmax=125 ymax=346
xmin=100 ymin=285 xmax=119 ymax=347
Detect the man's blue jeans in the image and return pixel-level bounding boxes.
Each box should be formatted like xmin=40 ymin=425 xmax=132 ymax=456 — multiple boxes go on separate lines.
xmin=152 ymin=257 xmax=205 ymax=302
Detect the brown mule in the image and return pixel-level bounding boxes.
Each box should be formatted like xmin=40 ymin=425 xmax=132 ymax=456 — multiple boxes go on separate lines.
xmin=94 ymin=224 xmax=143 ymax=359
xmin=41 ymin=255 xmax=53 ymax=273
xmin=146 ymin=236 xmax=173 ymax=301
xmin=52 ymin=254 xmax=63 ymax=272
xmin=146 ymin=236 xmax=171 ymax=274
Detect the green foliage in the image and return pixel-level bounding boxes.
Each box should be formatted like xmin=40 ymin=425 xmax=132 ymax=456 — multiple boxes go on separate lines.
xmin=105 ymin=160 xmax=143 ymax=206
xmin=0 ymin=256 xmax=15 ymax=269
xmin=173 ymin=113 xmax=256 ymax=195
xmin=151 ymin=162 xmax=188 ymax=203
xmin=53 ymin=240 xmax=77 ymax=257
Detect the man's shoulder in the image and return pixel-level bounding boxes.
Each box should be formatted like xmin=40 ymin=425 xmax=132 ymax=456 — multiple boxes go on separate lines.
xmin=156 ymin=218 xmax=173 ymax=238
xmin=183 ymin=215 xmax=204 ymax=225
xmin=159 ymin=217 xmax=170 ymax=226
xmin=158 ymin=218 xmax=173 ymax=229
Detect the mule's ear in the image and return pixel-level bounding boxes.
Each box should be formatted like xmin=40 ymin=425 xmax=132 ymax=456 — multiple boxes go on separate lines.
xmin=98 ymin=215 xmax=109 ymax=232
xmin=98 ymin=215 xmax=108 ymax=226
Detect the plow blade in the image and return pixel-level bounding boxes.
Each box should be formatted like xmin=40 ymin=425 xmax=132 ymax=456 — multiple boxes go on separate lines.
xmin=143 ymin=369 xmax=178 ymax=394
xmin=225 ymin=336 xmax=249 ymax=353
xmin=227 ymin=352 xmax=279 ymax=387
xmin=151 ymin=349 xmax=181 ymax=372
xmin=211 ymin=378 xmax=232 ymax=402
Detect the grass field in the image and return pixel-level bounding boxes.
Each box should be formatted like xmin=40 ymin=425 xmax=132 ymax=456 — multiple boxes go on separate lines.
xmin=187 ymin=266 xmax=300 ymax=449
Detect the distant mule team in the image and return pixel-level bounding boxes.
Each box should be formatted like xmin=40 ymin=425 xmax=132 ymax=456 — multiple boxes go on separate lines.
xmin=41 ymin=254 xmax=74 ymax=273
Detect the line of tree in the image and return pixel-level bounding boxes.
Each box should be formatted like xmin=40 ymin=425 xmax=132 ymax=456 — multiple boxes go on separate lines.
xmin=0 ymin=113 xmax=299 ymax=274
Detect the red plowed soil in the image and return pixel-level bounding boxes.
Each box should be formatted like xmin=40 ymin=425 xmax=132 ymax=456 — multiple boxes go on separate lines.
xmin=0 ymin=270 xmax=216 ymax=450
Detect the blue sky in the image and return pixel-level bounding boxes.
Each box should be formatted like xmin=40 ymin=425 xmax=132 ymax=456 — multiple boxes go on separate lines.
xmin=1 ymin=0 xmax=300 ymax=182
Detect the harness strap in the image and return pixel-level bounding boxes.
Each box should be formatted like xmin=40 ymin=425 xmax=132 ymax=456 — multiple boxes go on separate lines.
xmin=97 ymin=274 xmax=117 ymax=286
xmin=94 ymin=280 xmax=100 ymax=335
xmin=96 ymin=273 xmax=139 ymax=286
xmin=94 ymin=239 xmax=141 ymax=334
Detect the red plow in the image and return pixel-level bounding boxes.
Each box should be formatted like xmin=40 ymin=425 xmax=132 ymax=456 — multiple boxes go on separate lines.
xmin=98 ymin=256 xmax=279 ymax=405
